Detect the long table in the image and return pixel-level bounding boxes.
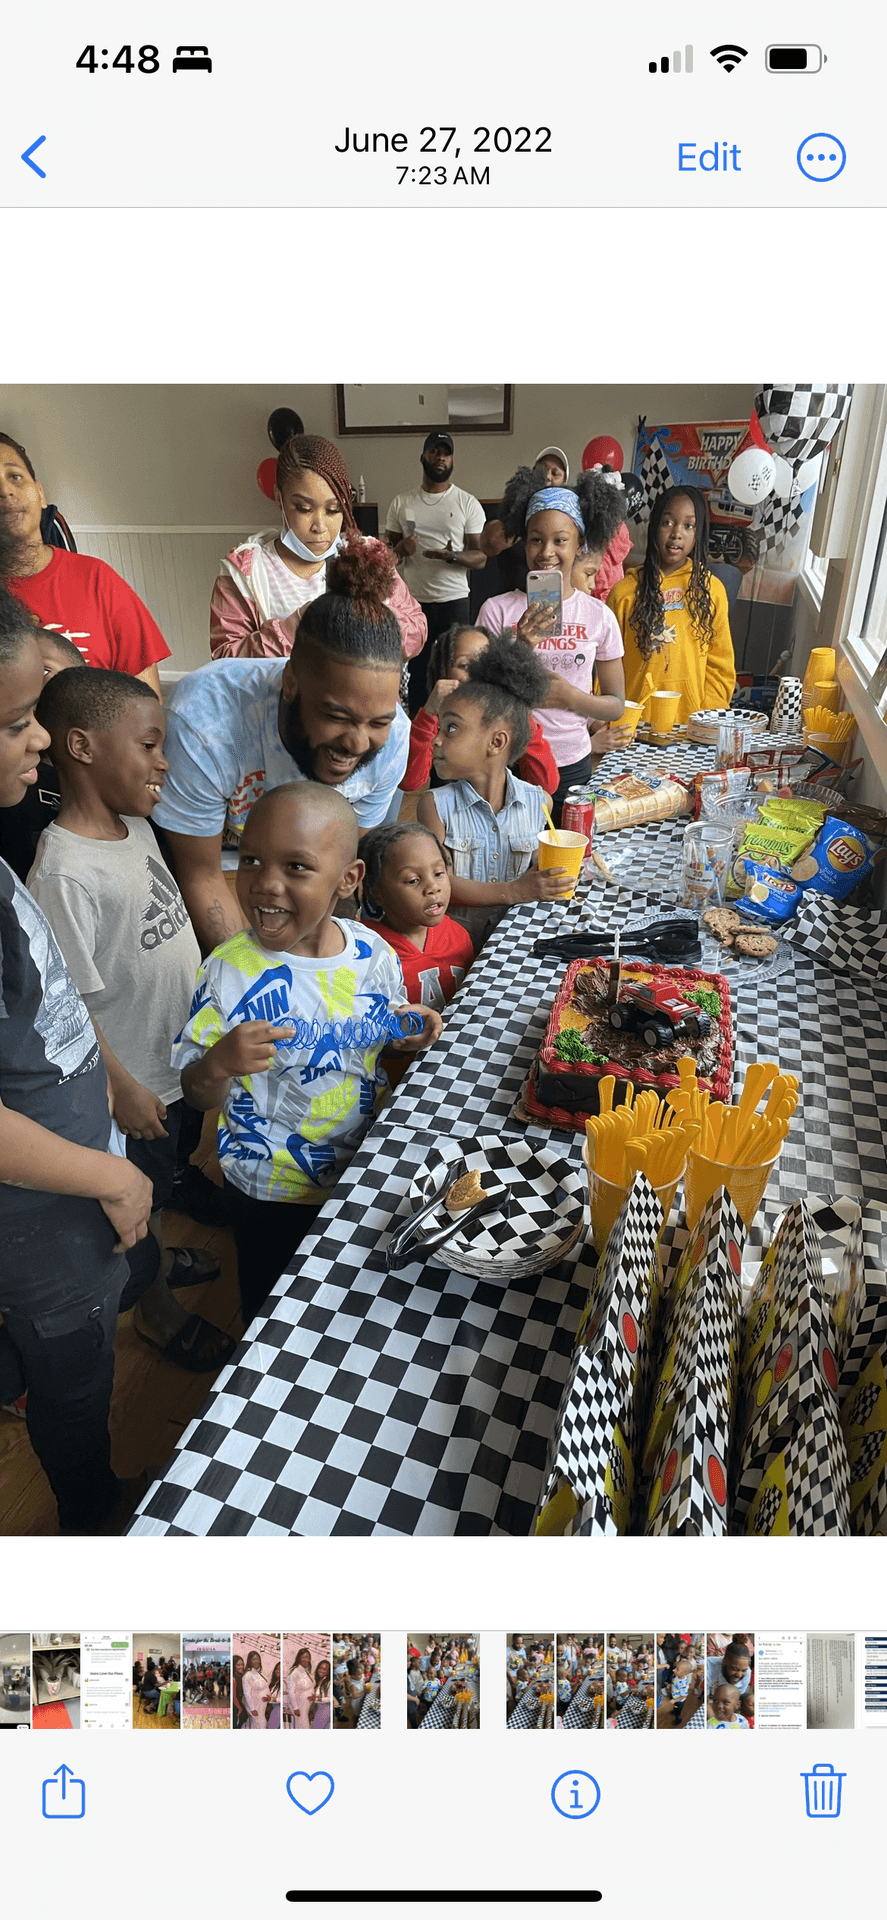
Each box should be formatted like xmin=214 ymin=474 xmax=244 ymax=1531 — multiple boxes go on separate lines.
xmin=129 ymin=743 xmax=887 ymax=1537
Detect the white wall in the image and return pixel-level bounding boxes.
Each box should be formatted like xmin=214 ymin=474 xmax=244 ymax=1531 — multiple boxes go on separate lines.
xmin=0 ymin=383 xmax=759 ymax=523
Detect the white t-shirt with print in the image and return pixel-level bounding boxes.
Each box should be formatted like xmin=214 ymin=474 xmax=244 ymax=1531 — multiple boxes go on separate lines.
xmin=385 ymin=486 xmax=485 ymax=603
xmin=171 ymin=919 xmax=406 ymax=1203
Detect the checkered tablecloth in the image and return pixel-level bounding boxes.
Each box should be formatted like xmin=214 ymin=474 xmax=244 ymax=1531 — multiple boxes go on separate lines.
xmin=507 ymin=1680 xmax=549 ymax=1730
xmin=128 ymin=764 xmax=887 ymax=1538
xmin=355 ymin=1689 xmax=381 ymax=1731
xmin=418 ymin=1673 xmax=478 ymax=1730
xmin=562 ymin=1675 xmax=600 ymax=1730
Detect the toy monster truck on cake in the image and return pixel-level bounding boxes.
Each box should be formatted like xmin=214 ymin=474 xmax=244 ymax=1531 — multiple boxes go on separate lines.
xmin=524 ymin=957 xmax=733 ymax=1130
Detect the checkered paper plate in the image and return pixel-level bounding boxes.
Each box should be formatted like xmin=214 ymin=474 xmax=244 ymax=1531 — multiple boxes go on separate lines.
xmin=407 ymin=1137 xmax=586 ymax=1279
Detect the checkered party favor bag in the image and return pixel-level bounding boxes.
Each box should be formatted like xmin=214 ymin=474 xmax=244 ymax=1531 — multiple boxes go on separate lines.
xmin=783 ymin=897 xmax=887 ymax=984
xmin=841 ymin=1351 xmax=887 ymax=1537
xmin=733 ymin=1201 xmax=850 ymax=1534
xmin=641 ymin=1191 xmax=745 ymax=1537
xmin=533 ymin=1175 xmax=662 ymax=1537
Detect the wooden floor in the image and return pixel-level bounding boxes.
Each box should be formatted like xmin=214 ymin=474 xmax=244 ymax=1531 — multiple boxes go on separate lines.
xmin=0 ymin=1117 xmax=239 ymax=1538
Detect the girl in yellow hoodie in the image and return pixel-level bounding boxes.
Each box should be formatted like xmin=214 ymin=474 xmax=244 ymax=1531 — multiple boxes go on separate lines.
xmin=604 ymin=486 xmax=736 ymax=728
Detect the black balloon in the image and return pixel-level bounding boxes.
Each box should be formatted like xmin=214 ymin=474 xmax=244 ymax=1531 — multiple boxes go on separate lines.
xmin=620 ymin=471 xmax=646 ymax=517
xmin=267 ymin=407 xmax=305 ymax=449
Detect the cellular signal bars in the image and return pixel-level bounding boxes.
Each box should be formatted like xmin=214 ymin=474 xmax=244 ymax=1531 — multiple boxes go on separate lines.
xmin=649 ymin=46 xmax=693 ymax=73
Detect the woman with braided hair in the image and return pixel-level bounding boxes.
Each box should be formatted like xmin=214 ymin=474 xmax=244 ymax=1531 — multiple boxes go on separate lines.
xmin=210 ymin=431 xmax=426 ymax=662
xmin=476 ymin=467 xmax=626 ymax=822
xmin=605 ymin=486 xmax=735 ymax=729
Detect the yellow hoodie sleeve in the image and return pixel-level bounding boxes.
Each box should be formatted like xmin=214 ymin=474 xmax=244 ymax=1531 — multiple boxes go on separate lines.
xmin=702 ymin=576 xmax=737 ymax=709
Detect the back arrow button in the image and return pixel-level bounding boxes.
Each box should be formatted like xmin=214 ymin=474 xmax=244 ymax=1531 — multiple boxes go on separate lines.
xmin=22 ymin=136 xmax=47 ymax=178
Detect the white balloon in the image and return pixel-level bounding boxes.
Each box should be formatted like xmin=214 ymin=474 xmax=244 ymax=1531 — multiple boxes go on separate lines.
xmin=772 ymin=455 xmax=795 ymax=501
xmin=727 ymin=447 xmax=777 ymax=507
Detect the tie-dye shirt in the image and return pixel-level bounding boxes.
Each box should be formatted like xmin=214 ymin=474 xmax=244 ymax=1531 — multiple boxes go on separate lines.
xmin=171 ymin=920 xmax=405 ymax=1203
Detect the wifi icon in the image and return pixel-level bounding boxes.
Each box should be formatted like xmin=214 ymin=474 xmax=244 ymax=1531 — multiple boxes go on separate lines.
xmin=711 ymin=43 xmax=748 ymax=72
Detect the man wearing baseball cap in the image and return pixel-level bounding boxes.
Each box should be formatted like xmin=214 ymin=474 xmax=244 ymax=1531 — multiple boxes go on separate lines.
xmin=386 ymin=431 xmax=486 ymax=713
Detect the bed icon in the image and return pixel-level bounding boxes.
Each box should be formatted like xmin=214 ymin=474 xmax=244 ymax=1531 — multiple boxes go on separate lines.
xmin=801 ymin=1762 xmax=846 ymax=1818
xmin=172 ymin=45 xmax=212 ymax=72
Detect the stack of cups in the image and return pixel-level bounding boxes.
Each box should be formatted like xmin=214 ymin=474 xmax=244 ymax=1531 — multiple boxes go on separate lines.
xmin=802 ymin=647 xmax=836 ymax=700
xmin=768 ymin=675 xmax=804 ymax=734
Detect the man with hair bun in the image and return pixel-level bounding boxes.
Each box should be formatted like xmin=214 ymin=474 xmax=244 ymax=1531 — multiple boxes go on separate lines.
xmin=156 ymin=540 xmax=410 ymax=953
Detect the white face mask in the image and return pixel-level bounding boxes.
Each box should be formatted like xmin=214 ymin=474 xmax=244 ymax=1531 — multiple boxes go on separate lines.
xmin=279 ymin=510 xmax=343 ymax=564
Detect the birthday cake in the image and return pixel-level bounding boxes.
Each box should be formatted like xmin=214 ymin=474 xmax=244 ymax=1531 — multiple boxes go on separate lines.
xmin=524 ymin=958 xmax=733 ymax=1131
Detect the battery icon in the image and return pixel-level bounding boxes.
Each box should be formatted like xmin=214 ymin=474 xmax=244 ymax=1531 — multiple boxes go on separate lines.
xmin=766 ymin=44 xmax=825 ymax=72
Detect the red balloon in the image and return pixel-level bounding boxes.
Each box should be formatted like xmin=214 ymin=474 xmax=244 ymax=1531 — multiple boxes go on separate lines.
xmin=581 ymin=435 xmax=625 ymax=472
xmin=256 ymin=456 xmax=278 ymax=500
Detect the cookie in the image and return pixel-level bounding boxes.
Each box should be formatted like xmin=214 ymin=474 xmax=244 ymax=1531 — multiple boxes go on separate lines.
xmin=703 ymin=908 xmax=742 ymax=939
xmin=445 ymin=1170 xmax=488 ymax=1213
xmin=734 ymin=931 xmax=778 ymax=958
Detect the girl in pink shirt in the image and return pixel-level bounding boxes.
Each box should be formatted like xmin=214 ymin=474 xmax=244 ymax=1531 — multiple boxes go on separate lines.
xmin=476 ymin=469 xmax=626 ymax=823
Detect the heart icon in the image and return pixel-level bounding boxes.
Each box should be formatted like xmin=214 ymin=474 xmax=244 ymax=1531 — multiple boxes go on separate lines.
xmin=285 ymin=1771 xmax=335 ymax=1815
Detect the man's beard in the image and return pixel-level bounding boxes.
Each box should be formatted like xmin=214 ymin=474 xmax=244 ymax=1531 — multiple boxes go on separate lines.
xmin=280 ymin=693 xmax=382 ymax=783
xmin=421 ymin=454 xmax=453 ymax=485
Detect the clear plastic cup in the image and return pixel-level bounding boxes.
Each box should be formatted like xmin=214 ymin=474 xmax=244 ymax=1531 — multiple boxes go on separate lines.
xmin=538 ymin=830 xmax=588 ymax=899
xmin=683 ymin=1146 xmax=781 ymax=1232
xmin=582 ymin=1141 xmax=681 ymax=1257
xmin=681 ymin=822 xmax=734 ymax=909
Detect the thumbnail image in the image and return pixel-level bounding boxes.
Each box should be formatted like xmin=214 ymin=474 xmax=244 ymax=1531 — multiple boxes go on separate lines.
xmin=407 ymin=1633 xmax=479 ymax=1730
xmin=606 ymin=1634 xmax=655 ymax=1728
xmin=556 ymin=1633 xmax=605 ymax=1729
xmin=132 ymin=1633 xmax=181 ymax=1727
xmin=32 ymin=1633 xmax=81 ymax=1730
xmin=656 ymin=1632 xmax=705 ymax=1728
xmin=706 ymin=1634 xmax=755 ymax=1728
xmin=0 ymin=1634 xmax=31 ymax=1729
xmin=182 ymin=1634 xmax=231 ymax=1730
xmin=807 ymin=1634 xmax=855 ymax=1730
xmin=233 ymin=1631 xmax=280 ymax=1730
xmin=282 ymin=1633 xmax=331 ymax=1730
xmin=505 ymin=1632 xmax=554 ymax=1729
xmin=332 ymin=1631 xmax=381 ymax=1730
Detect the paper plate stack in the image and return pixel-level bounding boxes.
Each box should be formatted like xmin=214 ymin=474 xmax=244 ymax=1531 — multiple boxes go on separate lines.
xmin=686 ymin=707 xmax=771 ymax=746
xmin=405 ymin=1136 xmax=586 ymax=1279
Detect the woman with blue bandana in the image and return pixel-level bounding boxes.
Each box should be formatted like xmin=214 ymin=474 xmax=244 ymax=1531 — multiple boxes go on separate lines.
xmin=477 ymin=468 xmax=627 ymax=823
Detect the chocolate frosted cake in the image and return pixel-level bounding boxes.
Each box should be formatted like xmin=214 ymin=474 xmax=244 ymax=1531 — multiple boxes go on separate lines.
xmin=524 ymin=958 xmax=733 ymax=1131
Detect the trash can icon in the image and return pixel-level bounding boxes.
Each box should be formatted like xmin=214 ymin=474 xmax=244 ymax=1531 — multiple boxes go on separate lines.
xmin=801 ymin=1762 xmax=846 ymax=1818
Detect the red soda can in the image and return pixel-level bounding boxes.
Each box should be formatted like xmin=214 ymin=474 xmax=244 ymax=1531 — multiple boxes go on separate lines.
xmin=561 ymin=788 xmax=596 ymax=879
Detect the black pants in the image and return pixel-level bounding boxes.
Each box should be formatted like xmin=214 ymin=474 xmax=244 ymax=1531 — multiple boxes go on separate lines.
xmin=223 ymin=1179 xmax=324 ymax=1327
xmin=407 ymin=598 xmax=471 ymax=715
xmin=119 ymin=1100 xmax=183 ymax=1311
xmin=552 ymin=752 xmax=593 ymax=827
xmin=0 ymin=1198 xmax=126 ymax=1531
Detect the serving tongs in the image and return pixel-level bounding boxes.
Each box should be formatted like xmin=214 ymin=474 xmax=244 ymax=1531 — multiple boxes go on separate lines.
xmin=531 ymin=915 xmax=701 ymax=965
xmin=386 ymin=1155 xmax=511 ymax=1271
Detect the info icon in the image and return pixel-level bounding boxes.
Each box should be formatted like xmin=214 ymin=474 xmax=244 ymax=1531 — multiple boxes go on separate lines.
xmin=551 ymin=1770 xmax=601 ymax=1820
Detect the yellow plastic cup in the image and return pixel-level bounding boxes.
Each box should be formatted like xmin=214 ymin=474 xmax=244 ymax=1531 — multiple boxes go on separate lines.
xmin=618 ymin=701 xmax=644 ymax=736
xmin=813 ymin=680 xmax=840 ymax=713
xmin=683 ymin=1147 xmax=780 ymax=1233
xmin=802 ymin=647 xmax=836 ymax=696
xmin=538 ymin=829 xmax=588 ymax=899
xmin=582 ymin=1141 xmax=681 ymax=1258
xmin=649 ymin=690 xmax=682 ymax=737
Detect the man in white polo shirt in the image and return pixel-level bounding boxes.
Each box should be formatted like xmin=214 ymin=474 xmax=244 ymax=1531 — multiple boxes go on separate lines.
xmin=385 ymin=432 xmax=486 ymax=713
